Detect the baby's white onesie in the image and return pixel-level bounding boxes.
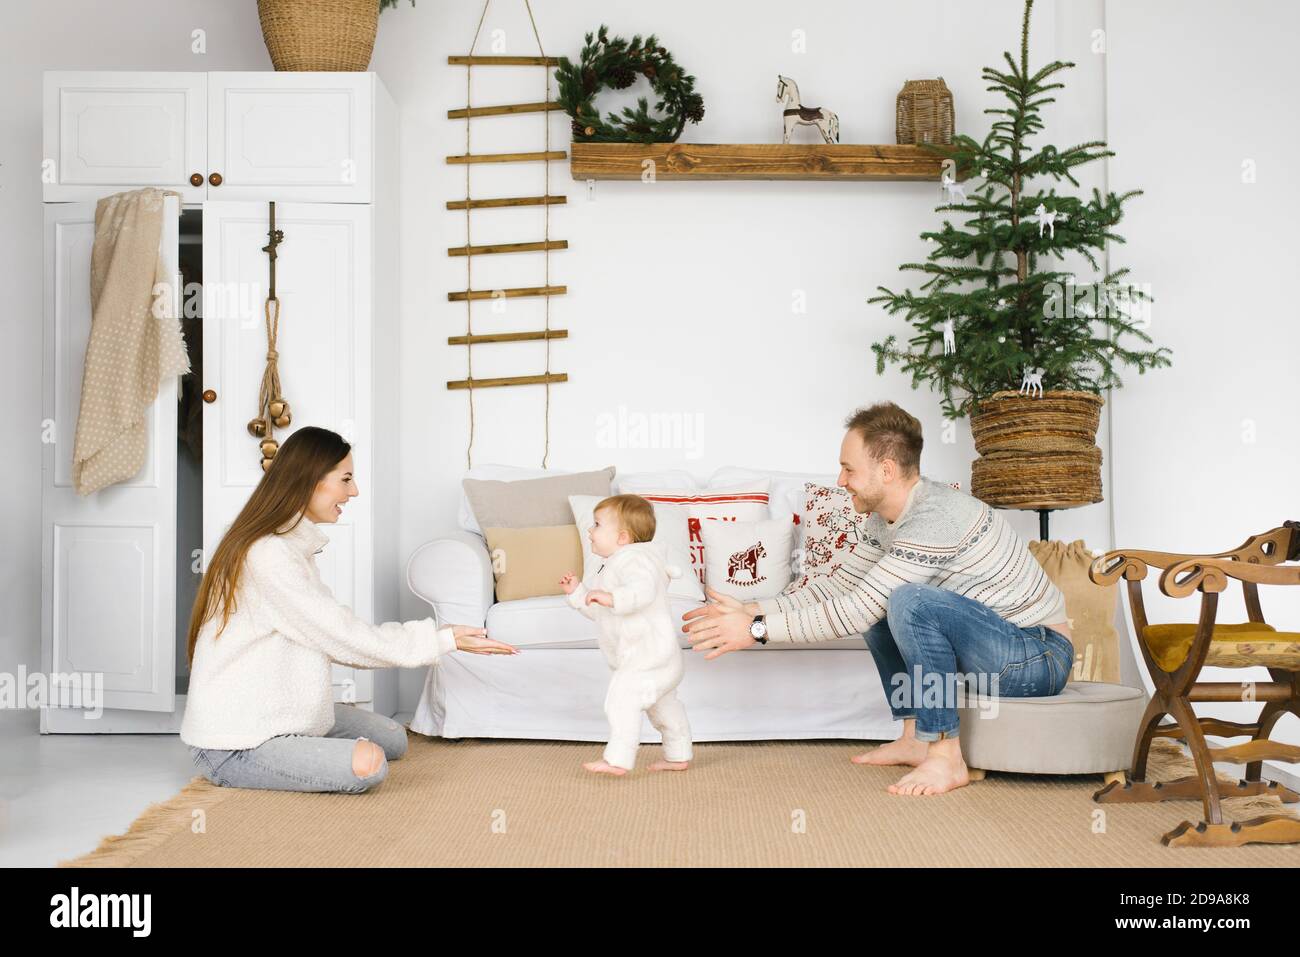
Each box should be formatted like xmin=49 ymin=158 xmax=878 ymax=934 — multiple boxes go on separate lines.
xmin=567 ymin=541 xmax=693 ymax=770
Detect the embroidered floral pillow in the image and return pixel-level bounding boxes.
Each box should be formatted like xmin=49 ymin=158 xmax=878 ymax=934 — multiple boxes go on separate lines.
xmin=786 ymin=480 xmax=961 ymax=593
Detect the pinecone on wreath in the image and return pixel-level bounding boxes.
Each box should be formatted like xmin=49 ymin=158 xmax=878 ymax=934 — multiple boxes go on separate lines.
xmin=610 ymin=64 xmax=636 ymax=89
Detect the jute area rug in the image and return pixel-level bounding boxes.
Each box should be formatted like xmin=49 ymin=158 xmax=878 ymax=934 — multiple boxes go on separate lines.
xmin=63 ymin=736 xmax=1298 ymax=867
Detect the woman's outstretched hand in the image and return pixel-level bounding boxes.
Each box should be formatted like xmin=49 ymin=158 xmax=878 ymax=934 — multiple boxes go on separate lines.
xmin=452 ymin=625 xmax=519 ymax=655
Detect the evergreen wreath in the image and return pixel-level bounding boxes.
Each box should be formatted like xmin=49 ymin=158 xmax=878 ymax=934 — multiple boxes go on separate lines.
xmin=555 ymin=25 xmax=704 ymax=144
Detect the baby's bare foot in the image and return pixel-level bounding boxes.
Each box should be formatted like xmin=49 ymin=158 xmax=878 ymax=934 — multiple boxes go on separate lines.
xmin=649 ymin=759 xmax=689 ymax=772
xmin=583 ymin=759 xmax=627 ymax=776
xmin=852 ymin=736 xmax=929 ymax=767
xmin=886 ymin=753 xmax=970 ymax=797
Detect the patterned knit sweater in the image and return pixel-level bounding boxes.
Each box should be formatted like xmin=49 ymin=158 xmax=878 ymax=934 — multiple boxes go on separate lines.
xmin=756 ymin=476 xmax=1068 ymax=643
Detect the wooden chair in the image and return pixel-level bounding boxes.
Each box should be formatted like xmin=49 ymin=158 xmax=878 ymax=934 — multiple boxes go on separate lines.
xmin=1089 ymin=522 xmax=1300 ymax=847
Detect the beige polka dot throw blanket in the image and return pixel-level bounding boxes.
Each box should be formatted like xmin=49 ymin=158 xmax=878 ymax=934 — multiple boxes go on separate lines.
xmin=72 ymin=188 xmax=191 ymax=495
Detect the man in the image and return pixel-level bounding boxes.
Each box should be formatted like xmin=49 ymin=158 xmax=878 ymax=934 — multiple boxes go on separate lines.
xmin=682 ymin=401 xmax=1075 ymax=796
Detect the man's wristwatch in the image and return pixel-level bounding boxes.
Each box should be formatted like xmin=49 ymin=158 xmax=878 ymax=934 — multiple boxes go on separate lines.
xmin=749 ymin=614 xmax=769 ymax=644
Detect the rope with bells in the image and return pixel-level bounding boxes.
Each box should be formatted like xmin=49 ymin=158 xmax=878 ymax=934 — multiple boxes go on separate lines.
xmin=247 ymin=201 xmax=292 ymax=470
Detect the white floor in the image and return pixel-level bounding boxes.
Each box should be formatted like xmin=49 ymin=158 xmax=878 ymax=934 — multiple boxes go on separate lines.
xmin=4 ymin=708 xmax=1297 ymax=868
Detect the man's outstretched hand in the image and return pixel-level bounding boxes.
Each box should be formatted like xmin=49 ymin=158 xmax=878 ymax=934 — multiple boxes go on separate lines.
xmin=681 ymin=587 xmax=762 ymax=660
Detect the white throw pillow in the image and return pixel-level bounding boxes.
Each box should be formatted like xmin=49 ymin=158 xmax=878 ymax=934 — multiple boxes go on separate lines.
xmin=700 ymin=517 xmax=794 ymax=601
xmin=568 ymin=494 xmax=705 ymax=601
xmin=709 ymin=466 xmax=836 ymax=537
xmin=616 ymin=481 xmax=772 ymax=586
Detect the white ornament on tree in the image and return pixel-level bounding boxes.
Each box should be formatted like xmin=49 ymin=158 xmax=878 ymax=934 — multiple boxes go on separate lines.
xmin=1035 ymin=202 xmax=1056 ymax=238
xmin=1020 ymin=366 xmax=1045 ymax=397
xmin=940 ymin=168 xmax=967 ymax=203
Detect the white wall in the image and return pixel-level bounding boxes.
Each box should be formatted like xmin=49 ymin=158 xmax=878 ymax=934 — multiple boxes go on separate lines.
xmin=1105 ymin=0 xmax=1300 ymax=758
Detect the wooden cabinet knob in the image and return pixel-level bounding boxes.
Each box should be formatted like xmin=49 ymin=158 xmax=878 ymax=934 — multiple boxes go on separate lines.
xmin=208 ymin=172 xmax=223 ymax=186
xmin=202 ymin=389 xmax=217 ymax=403
xmin=190 ymin=172 xmax=203 ymax=187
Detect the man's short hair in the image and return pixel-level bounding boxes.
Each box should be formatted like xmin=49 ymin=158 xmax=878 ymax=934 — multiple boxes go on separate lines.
xmin=594 ymin=494 xmax=657 ymax=544
xmin=844 ymin=402 xmax=923 ymax=475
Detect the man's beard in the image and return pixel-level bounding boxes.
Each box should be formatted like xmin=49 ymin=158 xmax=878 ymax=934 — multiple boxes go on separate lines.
xmin=849 ymin=488 xmax=881 ymax=513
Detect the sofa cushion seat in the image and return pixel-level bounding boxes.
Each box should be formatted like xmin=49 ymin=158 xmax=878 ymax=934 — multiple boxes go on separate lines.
xmin=484 ymin=595 xmax=867 ymax=650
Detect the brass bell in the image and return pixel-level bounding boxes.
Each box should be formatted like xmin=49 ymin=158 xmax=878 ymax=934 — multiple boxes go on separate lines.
xmin=269 ymin=398 xmax=287 ymax=418
xmin=273 ymin=413 xmax=291 ymax=428
xmin=261 ymin=457 xmax=273 ymax=472
xmin=247 ymin=416 xmax=267 ymax=438
xmin=260 ymin=438 xmax=279 ymax=457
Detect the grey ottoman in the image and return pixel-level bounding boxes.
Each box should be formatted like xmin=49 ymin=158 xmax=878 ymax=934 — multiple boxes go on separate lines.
xmin=957 ymin=681 xmax=1147 ymax=782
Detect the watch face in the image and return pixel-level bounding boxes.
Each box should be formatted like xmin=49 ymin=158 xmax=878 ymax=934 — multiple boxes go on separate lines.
xmin=751 ymin=619 xmax=767 ymax=639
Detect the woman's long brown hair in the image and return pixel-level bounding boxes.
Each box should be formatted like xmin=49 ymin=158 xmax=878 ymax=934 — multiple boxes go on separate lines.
xmin=186 ymin=426 xmax=351 ymax=666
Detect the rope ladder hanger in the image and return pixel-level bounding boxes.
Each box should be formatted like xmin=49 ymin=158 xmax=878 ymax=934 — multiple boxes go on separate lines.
xmin=447 ymin=0 xmax=568 ymax=469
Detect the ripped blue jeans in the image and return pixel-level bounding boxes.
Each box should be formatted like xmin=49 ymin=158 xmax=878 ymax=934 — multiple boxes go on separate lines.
xmin=864 ymin=583 xmax=1074 ymax=743
xmin=188 ymin=703 xmax=408 ymax=794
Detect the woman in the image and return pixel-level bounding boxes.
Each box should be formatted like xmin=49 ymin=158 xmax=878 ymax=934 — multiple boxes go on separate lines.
xmin=181 ymin=426 xmax=515 ymax=793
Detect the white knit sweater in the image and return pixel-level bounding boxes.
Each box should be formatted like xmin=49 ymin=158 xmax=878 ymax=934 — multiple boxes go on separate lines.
xmin=180 ymin=514 xmax=456 ymax=750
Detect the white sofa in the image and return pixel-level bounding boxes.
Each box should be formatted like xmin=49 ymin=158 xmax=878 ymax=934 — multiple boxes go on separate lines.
xmin=406 ymin=466 xmax=906 ymax=744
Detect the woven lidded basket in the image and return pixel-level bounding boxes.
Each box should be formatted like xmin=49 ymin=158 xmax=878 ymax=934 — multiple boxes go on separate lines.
xmin=896 ymin=78 xmax=954 ymax=146
xmin=257 ymin=0 xmax=380 ymax=72
xmin=969 ymin=390 xmax=1104 ymax=510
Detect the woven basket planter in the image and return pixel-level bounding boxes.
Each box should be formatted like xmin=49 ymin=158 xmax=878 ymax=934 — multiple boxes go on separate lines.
xmin=969 ymin=390 xmax=1104 ymax=510
xmin=896 ymin=78 xmax=954 ymax=146
xmin=257 ymin=0 xmax=380 ymax=72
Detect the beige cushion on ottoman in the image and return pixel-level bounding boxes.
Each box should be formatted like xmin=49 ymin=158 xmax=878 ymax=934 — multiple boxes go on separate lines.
xmin=957 ymin=681 xmax=1146 ymax=775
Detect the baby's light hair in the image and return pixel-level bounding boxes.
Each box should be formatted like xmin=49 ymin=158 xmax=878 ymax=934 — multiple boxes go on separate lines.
xmin=594 ymin=494 xmax=657 ymax=544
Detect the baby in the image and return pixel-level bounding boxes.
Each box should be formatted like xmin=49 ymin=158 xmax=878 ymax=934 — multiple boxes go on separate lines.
xmin=560 ymin=494 xmax=692 ymax=776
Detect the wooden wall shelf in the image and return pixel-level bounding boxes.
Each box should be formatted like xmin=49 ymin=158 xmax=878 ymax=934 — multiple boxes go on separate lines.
xmin=569 ymin=142 xmax=965 ymax=182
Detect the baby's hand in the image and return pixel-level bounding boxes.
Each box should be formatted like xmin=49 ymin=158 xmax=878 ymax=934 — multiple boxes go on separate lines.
xmin=585 ymin=589 xmax=614 ymax=608
xmin=559 ymin=573 xmax=579 ymax=595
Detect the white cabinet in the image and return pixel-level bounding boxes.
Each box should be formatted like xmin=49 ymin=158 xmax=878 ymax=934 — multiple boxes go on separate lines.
xmin=41 ymin=197 xmax=182 ymax=715
xmin=201 ymin=201 xmax=377 ymax=702
xmin=44 ymin=71 xmax=379 ymax=204
xmin=40 ymin=71 xmax=400 ymax=733
xmin=43 ymin=72 xmax=207 ymax=203
xmin=207 ymin=73 xmax=373 ymax=202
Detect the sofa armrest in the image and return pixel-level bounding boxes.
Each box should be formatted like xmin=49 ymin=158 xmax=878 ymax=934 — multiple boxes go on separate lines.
xmin=406 ymin=532 xmax=494 ymax=627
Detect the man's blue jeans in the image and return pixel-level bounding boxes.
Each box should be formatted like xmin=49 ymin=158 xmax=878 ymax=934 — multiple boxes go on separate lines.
xmin=863 ymin=583 xmax=1074 ymax=743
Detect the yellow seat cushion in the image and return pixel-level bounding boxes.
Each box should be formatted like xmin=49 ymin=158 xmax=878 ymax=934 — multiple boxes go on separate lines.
xmin=1142 ymin=622 xmax=1300 ymax=672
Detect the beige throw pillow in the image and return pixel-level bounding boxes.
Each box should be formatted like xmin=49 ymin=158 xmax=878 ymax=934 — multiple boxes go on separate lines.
xmin=482 ymin=525 xmax=584 ymax=602
xmin=463 ymin=467 xmax=616 ymax=531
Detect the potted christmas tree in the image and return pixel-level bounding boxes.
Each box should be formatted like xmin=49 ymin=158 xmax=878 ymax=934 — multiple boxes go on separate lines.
xmin=870 ymin=0 xmax=1170 ymax=514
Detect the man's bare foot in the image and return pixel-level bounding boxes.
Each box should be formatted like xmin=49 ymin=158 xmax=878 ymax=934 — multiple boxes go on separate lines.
xmin=852 ymin=736 xmax=929 ymax=767
xmin=649 ymin=759 xmax=689 ymax=772
xmin=583 ymin=759 xmax=627 ymax=776
xmin=887 ymin=746 xmax=970 ymax=797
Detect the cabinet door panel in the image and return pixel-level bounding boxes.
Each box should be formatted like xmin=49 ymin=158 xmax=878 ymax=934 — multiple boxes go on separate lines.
xmin=42 ymin=199 xmax=181 ymax=713
xmin=202 ymin=202 xmax=372 ymax=700
xmin=43 ymin=72 xmax=206 ymax=203
xmin=207 ymin=73 xmax=371 ymax=202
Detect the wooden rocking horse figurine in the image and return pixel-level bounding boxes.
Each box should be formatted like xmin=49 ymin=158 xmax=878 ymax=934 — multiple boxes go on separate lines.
xmin=1089 ymin=521 xmax=1300 ymax=847
xmin=776 ymin=75 xmax=840 ymax=144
